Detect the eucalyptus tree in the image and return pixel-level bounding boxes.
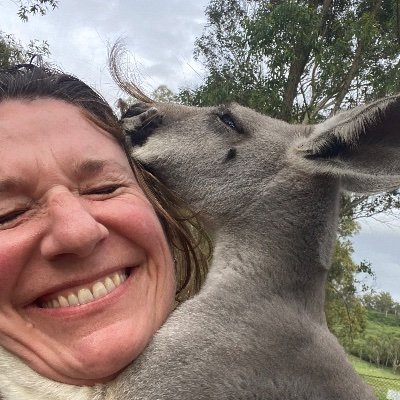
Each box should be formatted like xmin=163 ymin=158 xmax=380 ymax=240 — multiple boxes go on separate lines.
xmin=14 ymin=0 xmax=58 ymax=21
xmin=0 ymin=0 xmax=57 ymax=69
xmin=184 ymin=0 xmax=400 ymax=122
xmin=0 ymin=33 xmax=49 ymax=69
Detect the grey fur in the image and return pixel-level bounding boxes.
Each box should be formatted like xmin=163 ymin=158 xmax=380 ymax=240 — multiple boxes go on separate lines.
xmin=97 ymin=96 xmax=400 ymax=399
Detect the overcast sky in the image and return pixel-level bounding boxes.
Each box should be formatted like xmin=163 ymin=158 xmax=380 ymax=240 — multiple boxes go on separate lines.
xmin=1 ymin=0 xmax=400 ymax=301
xmin=0 ymin=0 xmax=209 ymax=105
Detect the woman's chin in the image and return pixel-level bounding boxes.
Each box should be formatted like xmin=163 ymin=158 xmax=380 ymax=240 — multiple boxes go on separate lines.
xmin=51 ymin=320 xmax=149 ymax=384
xmin=72 ymin=332 xmax=143 ymax=382
xmin=4 ymin=316 xmax=150 ymax=386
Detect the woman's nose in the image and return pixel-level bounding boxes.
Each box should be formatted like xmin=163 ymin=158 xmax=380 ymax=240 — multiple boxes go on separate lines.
xmin=40 ymin=188 xmax=109 ymax=259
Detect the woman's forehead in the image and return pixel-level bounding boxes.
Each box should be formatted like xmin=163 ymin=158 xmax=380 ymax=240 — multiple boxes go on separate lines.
xmin=0 ymin=98 xmax=105 ymax=129
xmin=0 ymin=99 xmax=130 ymax=179
xmin=0 ymin=99 xmax=119 ymax=146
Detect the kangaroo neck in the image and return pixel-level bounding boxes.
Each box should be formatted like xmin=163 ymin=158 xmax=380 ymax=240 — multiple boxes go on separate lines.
xmin=208 ymin=173 xmax=341 ymax=323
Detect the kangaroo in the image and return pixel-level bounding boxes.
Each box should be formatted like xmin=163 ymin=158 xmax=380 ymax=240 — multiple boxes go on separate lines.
xmin=94 ymin=95 xmax=400 ymax=399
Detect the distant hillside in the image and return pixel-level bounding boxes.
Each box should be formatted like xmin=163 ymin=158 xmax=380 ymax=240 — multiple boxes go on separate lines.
xmin=368 ymin=310 xmax=400 ymax=328
xmin=350 ymin=310 xmax=400 ymax=370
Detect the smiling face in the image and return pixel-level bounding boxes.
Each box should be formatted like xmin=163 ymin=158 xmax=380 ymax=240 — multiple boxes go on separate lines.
xmin=0 ymin=99 xmax=176 ymax=385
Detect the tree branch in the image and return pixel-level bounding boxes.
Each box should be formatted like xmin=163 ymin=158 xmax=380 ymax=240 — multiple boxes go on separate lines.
xmin=332 ymin=0 xmax=382 ymax=113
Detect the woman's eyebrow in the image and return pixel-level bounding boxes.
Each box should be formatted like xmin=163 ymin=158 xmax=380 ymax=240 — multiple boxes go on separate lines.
xmin=0 ymin=177 xmax=26 ymax=194
xmin=73 ymin=159 xmax=131 ymax=178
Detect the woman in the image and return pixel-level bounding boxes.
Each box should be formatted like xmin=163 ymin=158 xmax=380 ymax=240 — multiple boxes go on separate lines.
xmin=0 ymin=64 xmax=208 ymax=395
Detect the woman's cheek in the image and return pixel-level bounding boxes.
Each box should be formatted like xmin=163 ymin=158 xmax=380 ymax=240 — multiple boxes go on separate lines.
xmin=101 ymin=196 xmax=167 ymax=248
xmin=0 ymin=231 xmax=36 ymax=301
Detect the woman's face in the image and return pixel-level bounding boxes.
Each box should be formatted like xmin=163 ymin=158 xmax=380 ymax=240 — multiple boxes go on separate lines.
xmin=0 ymin=99 xmax=176 ymax=385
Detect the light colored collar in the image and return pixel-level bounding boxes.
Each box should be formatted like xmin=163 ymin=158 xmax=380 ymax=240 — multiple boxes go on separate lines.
xmin=0 ymin=347 xmax=99 ymax=400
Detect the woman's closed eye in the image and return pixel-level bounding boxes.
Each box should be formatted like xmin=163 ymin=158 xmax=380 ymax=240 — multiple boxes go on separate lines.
xmin=82 ymin=184 xmax=124 ymax=197
xmin=0 ymin=208 xmax=28 ymax=227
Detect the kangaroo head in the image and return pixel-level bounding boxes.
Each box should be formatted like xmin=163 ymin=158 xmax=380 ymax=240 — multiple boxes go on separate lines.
xmin=124 ymin=96 xmax=400 ymax=226
xmin=125 ymin=102 xmax=298 ymax=220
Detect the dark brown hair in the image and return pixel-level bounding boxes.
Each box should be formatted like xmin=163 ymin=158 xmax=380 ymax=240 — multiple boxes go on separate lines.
xmin=0 ymin=63 xmax=210 ymax=302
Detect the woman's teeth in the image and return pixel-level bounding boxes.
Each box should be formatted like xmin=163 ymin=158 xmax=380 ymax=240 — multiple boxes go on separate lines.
xmin=41 ymin=270 xmax=128 ymax=309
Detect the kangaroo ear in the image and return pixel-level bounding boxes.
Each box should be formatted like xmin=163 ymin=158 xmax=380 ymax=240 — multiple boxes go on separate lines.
xmin=294 ymin=94 xmax=400 ymax=193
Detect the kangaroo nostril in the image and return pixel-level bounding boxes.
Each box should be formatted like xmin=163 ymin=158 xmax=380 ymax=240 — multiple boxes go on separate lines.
xmin=122 ymin=108 xmax=163 ymax=147
xmin=127 ymin=128 xmax=153 ymax=147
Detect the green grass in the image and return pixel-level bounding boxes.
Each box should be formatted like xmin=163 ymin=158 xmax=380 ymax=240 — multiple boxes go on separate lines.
xmin=348 ymin=311 xmax=400 ymax=399
xmin=351 ymin=311 xmax=400 ymax=357
xmin=363 ymin=311 xmax=400 ymax=338
xmin=350 ymin=355 xmax=400 ymax=399
xmin=368 ymin=311 xmax=400 ymax=328
xmin=350 ymin=355 xmax=399 ymax=379
xmin=330 ymin=311 xmax=400 ymax=398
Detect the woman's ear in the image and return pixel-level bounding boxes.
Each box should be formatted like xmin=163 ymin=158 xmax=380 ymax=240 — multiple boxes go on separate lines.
xmin=292 ymin=94 xmax=400 ymax=193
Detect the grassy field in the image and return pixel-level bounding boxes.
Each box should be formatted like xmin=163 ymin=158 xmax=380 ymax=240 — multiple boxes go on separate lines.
xmin=349 ymin=355 xmax=400 ymax=399
xmin=364 ymin=311 xmax=400 ymax=338
xmin=368 ymin=312 xmax=400 ymax=328
xmin=348 ymin=311 xmax=400 ymax=399
xmin=351 ymin=311 xmax=400 ymax=364
xmin=350 ymin=355 xmax=399 ymax=379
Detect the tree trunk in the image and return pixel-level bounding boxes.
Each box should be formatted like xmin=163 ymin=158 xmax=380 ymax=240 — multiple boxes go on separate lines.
xmin=332 ymin=0 xmax=382 ymax=114
xmin=331 ymin=43 xmax=364 ymax=114
xmin=279 ymin=45 xmax=310 ymax=122
xmin=279 ymin=0 xmax=333 ymax=122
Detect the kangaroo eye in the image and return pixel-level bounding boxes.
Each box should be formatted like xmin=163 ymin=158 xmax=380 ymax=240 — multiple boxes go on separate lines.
xmin=219 ymin=113 xmax=237 ymax=130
